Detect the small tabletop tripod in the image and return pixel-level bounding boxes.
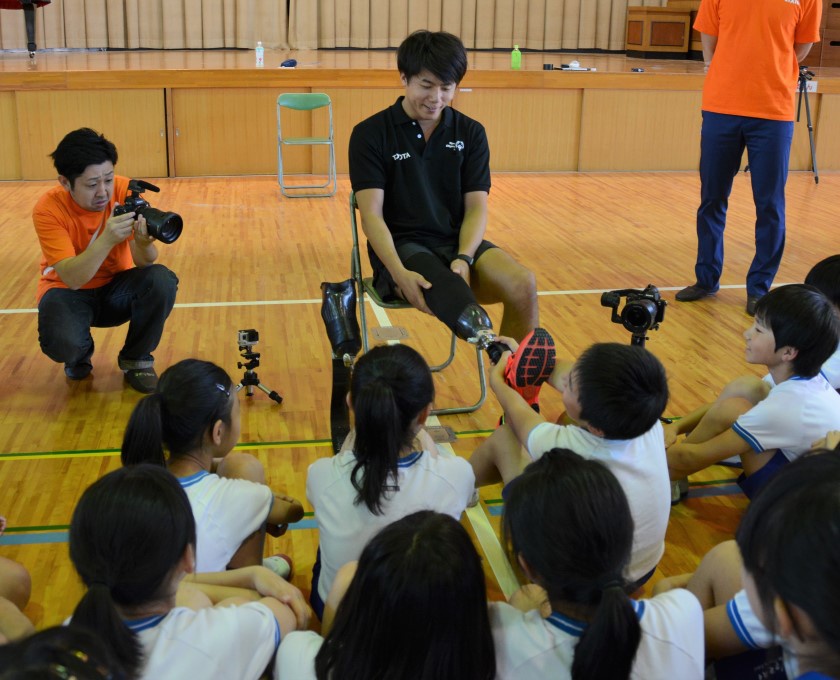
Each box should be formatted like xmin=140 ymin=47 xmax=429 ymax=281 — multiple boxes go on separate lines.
xmin=235 ymin=329 xmax=282 ymax=404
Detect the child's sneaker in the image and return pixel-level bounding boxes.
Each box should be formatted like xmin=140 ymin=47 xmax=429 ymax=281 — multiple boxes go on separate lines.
xmin=670 ymin=478 xmax=689 ymax=506
xmin=503 ymin=328 xmax=556 ymax=411
xmin=263 ymin=553 xmax=293 ymax=580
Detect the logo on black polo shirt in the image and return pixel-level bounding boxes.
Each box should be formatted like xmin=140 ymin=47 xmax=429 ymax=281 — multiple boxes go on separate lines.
xmin=392 ymin=152 xmax=411 ymax=161
xmin=445 ymin=141 xmax=465 ymax=152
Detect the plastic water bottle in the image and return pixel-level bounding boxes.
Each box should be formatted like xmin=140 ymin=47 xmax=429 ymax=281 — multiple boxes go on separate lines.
xmin=255 ymin=41 xmax=264 ymax=68
xmin=511 ymin=45 xmax=521 ymax=70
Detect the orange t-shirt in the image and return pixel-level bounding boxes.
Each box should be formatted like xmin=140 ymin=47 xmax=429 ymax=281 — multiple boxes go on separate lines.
xmin=34 ymin=176 xmax=133 ymax=303
xmin=695 ymin=0 xmax=821 ymax=121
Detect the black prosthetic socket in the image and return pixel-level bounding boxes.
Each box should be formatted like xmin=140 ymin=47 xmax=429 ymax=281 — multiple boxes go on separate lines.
xmin=402 ymin=252 xmax=478 ymax=332
xmin=400 ymin=253 xmax=511 ymax=362
xmin=320 ymin=280 xmax=362 ymax=358
xmin=454 ymin=303 xmax=511 ymax=364
xmin=454 ymin=303 xmax=493 ymax=341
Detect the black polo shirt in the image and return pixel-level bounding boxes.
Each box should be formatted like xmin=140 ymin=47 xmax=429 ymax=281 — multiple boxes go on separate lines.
xmin=349 ymin=97 xmax=491 ymax=248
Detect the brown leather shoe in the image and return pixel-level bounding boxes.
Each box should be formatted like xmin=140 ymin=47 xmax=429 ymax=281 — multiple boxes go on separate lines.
xmin=675 ymin=284 xmax=717 ymax=302
xmin=746 ymin=295 xmax=762 ymax=317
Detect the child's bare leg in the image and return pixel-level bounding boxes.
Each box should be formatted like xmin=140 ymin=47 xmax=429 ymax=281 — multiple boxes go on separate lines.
xmin=685 ymin=540 xmax=743 ymax=608
xmin=226 ymin=526 xmax=267 ymax=570
xmin=0 ymin=557 xmax=30 ymax=611
xmin=684 ymin=397 xmax=753 ymax=444
xmin=469 ymin=424 xmax=532 ymax=487
xmin=217 ymin=451 xmax=267 ymax=484
xmin=718 ymin=375 xmax=771 ymax=406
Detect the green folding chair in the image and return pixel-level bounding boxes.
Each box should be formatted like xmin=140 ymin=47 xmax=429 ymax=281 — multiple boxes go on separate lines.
xmin=277 ymin=93 xmax=337 ymax=198
xmin=350 ymin=192 xmax=487 ymax=415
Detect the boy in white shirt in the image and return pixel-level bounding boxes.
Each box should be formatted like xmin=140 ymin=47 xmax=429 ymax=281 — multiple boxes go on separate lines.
xmin=666 ymin=284 xmax=840 ymax=498
xmin=470 ymin=339 xmax=671 ymax=587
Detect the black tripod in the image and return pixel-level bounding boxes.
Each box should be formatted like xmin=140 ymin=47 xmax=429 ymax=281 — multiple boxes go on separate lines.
xmin=744 ymin=66 xmax=818 ymax=183
xmin=797 ymin=66 xmax=818 ymax=184
xmin=235 ymin=330 xmax=282 ymax=404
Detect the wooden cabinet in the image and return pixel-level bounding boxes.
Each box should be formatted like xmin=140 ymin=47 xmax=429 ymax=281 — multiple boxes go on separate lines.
xmin=626 ymin=7 xmax=692 ymax=59
xmin=15 ymin=90 xmax=167 ymax=180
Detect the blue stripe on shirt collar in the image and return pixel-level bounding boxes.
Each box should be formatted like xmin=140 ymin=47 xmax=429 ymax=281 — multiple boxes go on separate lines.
xmin=124 ymin=613 xmax=167 ymax=633
xmin=397 ymin=451 xmax=424 ymax=468
xmin=547 ymin=600 xmax=644 ymax=637
xmin=178 ymin=470 xmax=210 ymax=487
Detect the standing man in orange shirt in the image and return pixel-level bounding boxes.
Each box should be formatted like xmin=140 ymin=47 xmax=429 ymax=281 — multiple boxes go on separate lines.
xmin=34 ymin=128 xmax=178 ymax=393
xmin=675 ymin=0 xmax=821 ymax=316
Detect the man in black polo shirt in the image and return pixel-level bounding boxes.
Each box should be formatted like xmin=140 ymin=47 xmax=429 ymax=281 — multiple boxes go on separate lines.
xmin=349 ymin=30 xmax=539 ymax=352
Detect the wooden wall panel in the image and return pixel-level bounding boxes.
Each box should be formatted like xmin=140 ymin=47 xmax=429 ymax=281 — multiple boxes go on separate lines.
xmin=579 ymin=89 xmax=702 ymax=171
xmin=171 ymin=88 xmax=305 ymax=177
xmin=320 ymin=88 xmax=404 ymax=174
xmin=0 ymin=92 xmax=20 ymax=180
xmin=455 ymin=88 xmax=582 ymax=171
xmin=815 ymin=93 xmax=840 ymax=170
xmin=15 ymin=90 xmax=167 ymax=180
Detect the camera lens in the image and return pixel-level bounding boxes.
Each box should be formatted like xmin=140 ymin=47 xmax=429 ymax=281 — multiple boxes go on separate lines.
xmin=622 ymin=300 xmax=657 ymax=334
xmin=143 ymin=208 xmax=183 ymax=244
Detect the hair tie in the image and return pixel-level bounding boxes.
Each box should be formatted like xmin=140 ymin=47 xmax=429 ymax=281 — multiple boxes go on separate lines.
xmin=600 ymin=579 xmax=624 ymax=593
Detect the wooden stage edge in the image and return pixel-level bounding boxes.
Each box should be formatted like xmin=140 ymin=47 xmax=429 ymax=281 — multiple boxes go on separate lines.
xmin=1 ymin=47 xmax=840 ymax=92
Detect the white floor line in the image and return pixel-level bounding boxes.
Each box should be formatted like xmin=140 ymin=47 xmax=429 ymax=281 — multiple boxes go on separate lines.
xmin=3 ymin=281 xmax=792 ymax=316
xmin=369 ymin=303 xmax=520 ymax=598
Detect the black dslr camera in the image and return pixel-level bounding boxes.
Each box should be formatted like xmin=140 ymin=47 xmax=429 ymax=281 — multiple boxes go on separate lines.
xmin=114 ymin=179 xmax=183 ymax=244
xmin=601 ymin=284 xmax=666 ymax=346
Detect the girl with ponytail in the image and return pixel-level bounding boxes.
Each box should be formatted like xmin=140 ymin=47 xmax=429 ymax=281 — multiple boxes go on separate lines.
xmin=68 ymin=465 xmax=304 ymax=679
xmin=495 ymin=448 xmax=704 ymax=679
xmin=306 ymin=344 xmax=474 ymax=619
xmin=120 ymin=359 xmax=303 ymax=575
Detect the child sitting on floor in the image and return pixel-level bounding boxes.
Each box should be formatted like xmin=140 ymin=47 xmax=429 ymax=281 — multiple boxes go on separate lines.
xmin=121 ymin=359 xmax=304 ymax=575
xmin=470 ymin=338 xmax=671 ymax=588
xmin=306 ymin=344 xmax=475 ymax=619
xmin=492 ymin=448 xmax=704 ymax=679
xmin=666 ymin=284 xmax=840 ymax=499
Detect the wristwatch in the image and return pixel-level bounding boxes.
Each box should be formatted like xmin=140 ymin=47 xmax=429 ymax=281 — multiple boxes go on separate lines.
xmin=454 ymin=253 xmax=474 ymax=266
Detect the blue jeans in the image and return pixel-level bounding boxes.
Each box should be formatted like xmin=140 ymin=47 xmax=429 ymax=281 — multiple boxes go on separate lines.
xmin=38 ymin=264 xmax=178 ymax=370
xmin=695 ymin=111 xmax=794 ymax=297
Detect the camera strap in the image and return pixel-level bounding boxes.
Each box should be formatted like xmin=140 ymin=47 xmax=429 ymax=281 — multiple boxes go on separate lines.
xmin=42 ymin=209 xmax=108 ymax=277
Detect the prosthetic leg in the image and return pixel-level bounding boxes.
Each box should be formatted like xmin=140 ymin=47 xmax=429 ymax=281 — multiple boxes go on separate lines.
xmin=320 ymin=280 xmax=362 ymax=454
xmin=453 ymin=303 xmax=511 ymax=364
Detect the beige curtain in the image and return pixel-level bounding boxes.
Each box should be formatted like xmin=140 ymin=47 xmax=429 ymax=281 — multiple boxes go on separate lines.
xmin=1 ymin=0 xmax=665 ymax=52
xmin=288 ymin=0 xmax=663 ymax=50
xmin=0 ymin=0 xmax=288 ymax=50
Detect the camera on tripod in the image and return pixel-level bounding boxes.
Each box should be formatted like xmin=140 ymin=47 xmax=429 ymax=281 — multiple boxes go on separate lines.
xmin=601 ymin=284 xmax=666 ymax=344
xmin=237 ymin=329 xmax=260 ymax=367
xmin=113 ymin=179 xmax=183 ymax=244
xmin=234 ymin=328 xmax=282 ymax=404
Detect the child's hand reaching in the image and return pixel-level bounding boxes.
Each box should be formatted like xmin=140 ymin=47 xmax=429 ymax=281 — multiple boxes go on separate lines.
xmin=663 ymin=421 xmax=681 ymax=449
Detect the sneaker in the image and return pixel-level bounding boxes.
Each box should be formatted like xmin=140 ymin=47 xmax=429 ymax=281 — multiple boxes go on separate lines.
xmin=467 ymin=488 xmax=480 ymax=508
xmin=746 ymin=294 xmax=762 ymax=317
xmin=263 ymin=553 xmax=293 ymax=580
xmin=675 ymin=284 xmax=717 ymax=302
xmin=64 ymin=360 xmax=93 ymax=380
xmin=123 ymin=368 xmax=158 ymax=394
xmin=503 ymin=328 xmax=556 ymax=410
xmin=670 ymin=478 xmax=689 ymax=506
